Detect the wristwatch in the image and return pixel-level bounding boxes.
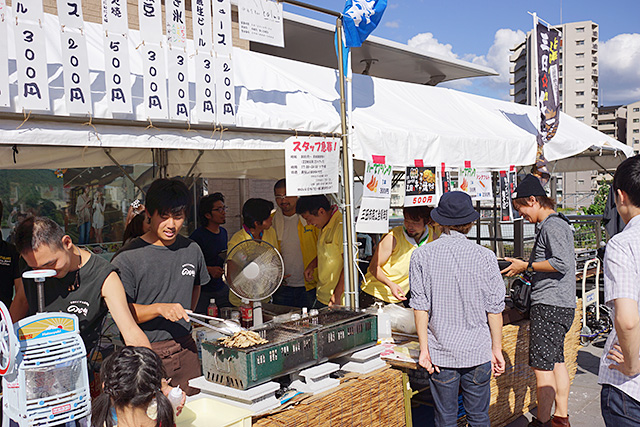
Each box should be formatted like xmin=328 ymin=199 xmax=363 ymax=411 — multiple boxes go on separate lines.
xmin=526 ymin=261 xmax=535 ymax=274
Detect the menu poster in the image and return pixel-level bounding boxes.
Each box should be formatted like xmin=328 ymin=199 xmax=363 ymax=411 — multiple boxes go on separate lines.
xmin=508 ymin=169 xmax=520 ymax=220
xmin=458 ymin=167 xmax=477 ymax=197
xmin=356 ymin=197 xmax=390 ymax=234
xmin=285 ymin=137 xmax=340 ymax=196
xmin=499 ymin=171 xmax=512 ymax=221
xmin=363 ymin=161 xmax=392 ymax=199
xmin=404 ymin=166 xmax=439 ymax=206
xmin=474 ymin=171 xmax=492 ymax=201
xmin=238 ymin=0 xmax=284 ymax=48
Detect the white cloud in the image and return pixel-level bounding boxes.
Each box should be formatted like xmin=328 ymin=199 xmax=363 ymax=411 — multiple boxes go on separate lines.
xmin=599 ymin=34 xmax=640 ymax=105
xmin=407 ymin=32 xmax=458 ymax=60
xmin=384 ymin=20 xmax=400 ymax=29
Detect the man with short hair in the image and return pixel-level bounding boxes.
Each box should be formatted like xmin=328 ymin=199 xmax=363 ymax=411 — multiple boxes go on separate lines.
xmin=296 ymin=195 xmax=344 ymax=308
xmin=361 ymin=205 xmax=439 ymax=307
xmin=190 ymin=193 xmax=230 ymax=312
xmin=227 ymin=198 xmax=279 ymax=307
xmin=598 ymin=155 xmax=640 ymax=427
xmin=410 ymin=192 xmax=505 ymax=426
xmin=9 ymin=216 xmax=150 ymax=354
xmin=112 ymin=178 xmax=209 ymax=395
xmin=272 ymin=180 xmax=318 ymax=308
xmin=0 ymin=199 xmax=21 ymax=311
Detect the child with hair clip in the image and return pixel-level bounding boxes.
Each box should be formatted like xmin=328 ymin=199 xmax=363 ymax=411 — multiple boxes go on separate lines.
xmin=91 ymin=346 xmax=177 ymax=427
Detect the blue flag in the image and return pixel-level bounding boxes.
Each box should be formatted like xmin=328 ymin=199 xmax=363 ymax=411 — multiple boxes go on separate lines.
xmin=342 ymin=0 xmax=387 ymax=48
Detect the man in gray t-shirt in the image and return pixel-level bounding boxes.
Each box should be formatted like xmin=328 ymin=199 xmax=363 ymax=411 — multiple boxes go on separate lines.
xmin=113 ymin=179 xmax=210 ymax=396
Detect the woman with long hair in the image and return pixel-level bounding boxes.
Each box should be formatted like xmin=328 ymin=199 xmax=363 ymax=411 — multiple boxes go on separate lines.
xmin=91 ymin=346 xmax=175 ymax=427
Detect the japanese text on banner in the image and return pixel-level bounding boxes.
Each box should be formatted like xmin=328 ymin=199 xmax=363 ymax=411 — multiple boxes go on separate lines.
xmin=138 ymin=0 xmax=163 ymax=44
xmin=195 ymin=52 xmax=215 ymax=123
xmin=238 ymin=0 xmax=284 ymax=48
xmin=285 ymin=137 xmax=340 ymax=196
xmin=103 ymin=33 xmax=133 ymax=114
xmin=474 ymin=171 xmax=492 ymax=201
xmin=363 ymin=161 xmax=392 ymax=199
xmin=166 ymin=0 xmax=187 ymax=46
xmin=356 ymin=197 xmax=390 ymax=234
xmin=215 ymin=56 xmax=236 ymax=124
xmin=213 ymin=0 xmax=233 ymax=54
xmin=0 ymin=0 xmax=10 ymax=107
xmin=141 ymin=44 xmax=168 ymax=119
xmin=404 ymin=166 xmax=439 ymax=206
xmin=192 ymin=0 xmax=213 ymax=51
xmin=101 ymin=0 xmax=128 ymax=35
xmin=167 ymin=48 xmax=190 ymax=121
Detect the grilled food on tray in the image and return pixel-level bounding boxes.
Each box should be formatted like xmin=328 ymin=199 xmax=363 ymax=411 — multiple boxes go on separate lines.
xmin=218 ymin=330 xmax=269 ymax=348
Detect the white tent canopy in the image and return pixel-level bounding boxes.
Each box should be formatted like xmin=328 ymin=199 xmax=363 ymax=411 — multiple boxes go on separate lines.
xmin=0 ymin=13 xmax=632 ymax=174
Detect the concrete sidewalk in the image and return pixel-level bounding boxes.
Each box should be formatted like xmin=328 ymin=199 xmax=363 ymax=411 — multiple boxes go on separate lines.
xmin=506 ymin=343 xmax=605 ymax=426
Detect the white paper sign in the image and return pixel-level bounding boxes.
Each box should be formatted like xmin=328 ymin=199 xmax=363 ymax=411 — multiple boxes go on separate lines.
xmin=458 ymin=167 xmax=477 ymax=197
xmin=101 ymin=0 xmax=128 ymax=35
xmin=13 ymin=0 xmax=44 ymax=23
xmin=142 ymin=43 xmax=168 ymax=119
xmin=0 ymin=0 xmax=9 ymax=107
xmin=404 ymin=166 xmax=440 ymax=206
xmin=213 ymin=0 xmax=232 ymax=54
xmin=285 ymin=137 xmax=340 ymax=196
xmin=192 ymin=0 xmax=213 ymax=52
xmin=215 ymin=56 xmax=236 ymax=124
xmin=356 ymin=197 xmax=390 ymax=234
xmin=166 ymin=0 xmax=187 ymax=46
xmin=363 ymin=162 xmax=392 ymax=199
xmin=104 ymin=33 xmax=132 ymax=114
xmin=238 ymin=0 xmax=284 ymax=48
xmin=15 ymin=22 xmax=50 ymax=111
xmin=60 ymin=30 xmax=92 ymax=114
xmin=194 ymin=52 xmax=215 ymax=123
xmin=167 ymin=47 xmax=190 ymax=121
xmin=56 ymin=0 xmax=84 ymax=29
xmin=474 ymin=170 xmax=493 ymax=200
xmin=138 ymin=0 xmax=163 ymax=44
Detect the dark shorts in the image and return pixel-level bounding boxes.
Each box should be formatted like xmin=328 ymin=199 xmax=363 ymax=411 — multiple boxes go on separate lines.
xmin=529 ymin=304 xmax=574 ymax=371
xmin=151 ymin=334 xmax=201 ymax=396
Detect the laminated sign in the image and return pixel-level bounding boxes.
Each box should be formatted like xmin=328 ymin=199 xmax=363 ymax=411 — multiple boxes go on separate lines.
xmin=363 ymin=161 xmax=392 ymax=199
xmin=404 ymin=166 xmax=439 ymax=207
xmin=356 ymin=197 xmax=390 ymax=234
xmin=238 ymin=0 xmax=284 ymax=48
xmin=285 ymin=137 xmax=340 ymax=196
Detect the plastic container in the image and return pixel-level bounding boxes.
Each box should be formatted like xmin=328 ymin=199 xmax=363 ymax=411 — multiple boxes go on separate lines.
xmin=376 ymin=303 xmax=392 ymax=342
xmin=207 ymin=298 xmax=219 ymax=318
xmin=240 ymin=301 xmax=253 ymax=329
xmin=168 ymin=385 xmax=183 ymax=414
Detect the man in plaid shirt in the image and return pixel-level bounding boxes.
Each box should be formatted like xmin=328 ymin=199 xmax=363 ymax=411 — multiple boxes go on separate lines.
xmin=599 ymin=155 xmax=640 ymax=426
xmin=410 ymin=192 xmax=505 ymax=426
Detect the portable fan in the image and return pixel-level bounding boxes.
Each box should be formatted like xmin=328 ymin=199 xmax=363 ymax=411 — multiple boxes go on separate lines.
xmin=1 ymin=270 xmax=91 ymax=426
xmin=224 ymin=239 xmax=284 ymax=327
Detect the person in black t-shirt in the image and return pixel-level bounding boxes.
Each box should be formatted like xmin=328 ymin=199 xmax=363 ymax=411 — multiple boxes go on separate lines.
xmin=189 ymin=192 xmax=230 ymax=312
xmin=9 ymin=216 xmax=151 ymax=354
xmin=0 ymin=199 xmax=21 ymax=310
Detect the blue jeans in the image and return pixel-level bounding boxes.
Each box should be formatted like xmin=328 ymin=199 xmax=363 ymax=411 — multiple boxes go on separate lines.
xmin=601 ymin=384 xmax=640 ymax=426
xmin=272 ymin=285 xmax=309 ymax=308
xmin=78 ymin=221 xmax=90 ymax=245
xmin=429 ymin=362 xmax=492 ymax=427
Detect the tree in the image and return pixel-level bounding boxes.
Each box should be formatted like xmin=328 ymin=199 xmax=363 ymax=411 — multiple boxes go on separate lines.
xmin=583 ymin=180 xmax=610 ymax=216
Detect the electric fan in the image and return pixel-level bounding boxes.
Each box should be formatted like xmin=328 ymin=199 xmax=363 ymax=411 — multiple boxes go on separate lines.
xmin=224 ymin=239 xmax=284 ymax=327
xmin=1 ymin=270 xmax=91 ymax=426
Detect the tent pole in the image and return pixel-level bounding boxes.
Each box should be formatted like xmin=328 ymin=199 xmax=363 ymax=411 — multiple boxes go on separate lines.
xmin=336 ymin=16 xmax=358 ymax=310
xmin=103 ymin=148 xmax=146 ymax=196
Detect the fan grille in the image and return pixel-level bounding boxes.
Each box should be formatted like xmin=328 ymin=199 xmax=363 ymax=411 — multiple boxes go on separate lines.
xmin=225 ymin=239 xmax=284 ymax=301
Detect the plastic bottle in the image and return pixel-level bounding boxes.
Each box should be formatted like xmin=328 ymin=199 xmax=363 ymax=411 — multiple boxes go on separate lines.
xmin=240 ymin=300 xmax=253 ymax=329
xmin=167 ymin=385 xmax=183 ymax=414
xmin=376 ymin=302 xmax=392 ymax=343
xmin=207 ymin=298 xmax=218 ymax=318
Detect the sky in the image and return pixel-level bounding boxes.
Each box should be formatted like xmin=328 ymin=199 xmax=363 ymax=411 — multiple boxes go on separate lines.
xmin=282 ymin=0 xmax=640 ymax=106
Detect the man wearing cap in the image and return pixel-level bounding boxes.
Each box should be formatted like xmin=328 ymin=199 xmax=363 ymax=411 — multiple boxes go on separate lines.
xmin=409 ymin=192 xmax=506 ymax=426
xmin=503 ymin=174 xmax=576 ymax=427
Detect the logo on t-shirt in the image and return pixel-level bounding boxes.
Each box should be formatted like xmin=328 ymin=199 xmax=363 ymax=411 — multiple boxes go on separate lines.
xmin=181 ymin=263 xmax=196 ymax=277
xmin=0 ymin=256 xmax=11 ymax=267
xmin=67 ymin=300 xmax=89 ymax=317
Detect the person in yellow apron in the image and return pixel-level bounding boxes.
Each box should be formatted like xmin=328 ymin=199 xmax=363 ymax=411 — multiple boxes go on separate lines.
xmin=296 ymin=195 xmax=343 ymax=308
xmin=361 ymin=206 xmax=440 ymax=307
xmin=227 ymin=198 xmax=279 ymax=307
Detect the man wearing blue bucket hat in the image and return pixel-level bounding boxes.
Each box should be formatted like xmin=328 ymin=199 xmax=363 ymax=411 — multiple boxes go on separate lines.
xmin=409 ymin=191 xmax=506 ymax=426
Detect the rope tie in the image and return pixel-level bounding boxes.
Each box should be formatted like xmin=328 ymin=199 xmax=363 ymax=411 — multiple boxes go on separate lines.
xmin=16 ymin=109 xmax=31 ymax=130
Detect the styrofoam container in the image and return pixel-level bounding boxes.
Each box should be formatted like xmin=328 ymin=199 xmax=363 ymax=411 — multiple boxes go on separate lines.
xmin=176 ymin=395 xmax=253 ymax=427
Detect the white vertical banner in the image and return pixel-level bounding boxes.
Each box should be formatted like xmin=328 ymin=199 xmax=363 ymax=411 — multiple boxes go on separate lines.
xmin=103 ymin=33 xmax=132 ymax=113
xmin=213 ymin=0 xmax=232 ymax=54
xmin=194 ymin=52 xmax=215 ymax=123
xmin=57 ymin=0 xmax=91 ymax=114
xmin=101 ymin=0 xmax=128 ymax=35
xmin=215 ymin=56 xmax=235 ymax=124
xmin=60 ymin=32 xmax=92 ymax=114
xmin=141 ymin=44 xmax=168 ymax=119
xmin=192 ymin=0 xmax=213 ymax=52
xmin=166 ymin=0 xmax=189 ymax=121
xmin=0 ymin=0 xmax=10 ymax=107
xmin=13 ymin=0 xmax=50 ymax=111
xmin=167 ymin=48 xmax=190 ymax=121
xmin=138 ymin=0 xmax=163 ymax=44
xmin=166 ymin=0 xmax=187 ymax=46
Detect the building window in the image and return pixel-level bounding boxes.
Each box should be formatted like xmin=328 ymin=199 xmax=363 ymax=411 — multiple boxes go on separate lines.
xmin=576 ymin=91 xmax=584 ymax=96
xmin=578 ymin=180 xmax=585 ymax=184
xmin=576 ymin=40 xmax=585 ymax=46
xmin=634 ymin=129 xmax=640 ymax=134
xmin=576 ymin=52 xmax=585 ymax=58
xmin=576 ymin=78 xmax=584 ymax=83
xmin=634 ymin=108 xmax=640 ymax=113
xmin=576 ymin=116 xmax=584 ymax=121
xmin=576 ymin=65 xmax=584 ymax=71
xmin=634 ymin=118 xmax=640 ymax=123
xmin=576 ymin=104 xmax=585 ymax=109
xmin=576 ymin=27 xmax=585 ymax=32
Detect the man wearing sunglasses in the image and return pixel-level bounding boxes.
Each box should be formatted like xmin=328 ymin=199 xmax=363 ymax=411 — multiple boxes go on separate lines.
xmin=189 ymin=192 xmax=231 ymax=313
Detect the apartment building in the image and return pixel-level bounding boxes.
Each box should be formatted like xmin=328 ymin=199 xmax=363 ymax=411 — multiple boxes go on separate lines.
xmin=629 ymin=101 xmax=640 ymax=154
xmin=509 ymin=20 xmax=600 ymax=211
xmin=597 ymin=105 xmax=626 ymax=143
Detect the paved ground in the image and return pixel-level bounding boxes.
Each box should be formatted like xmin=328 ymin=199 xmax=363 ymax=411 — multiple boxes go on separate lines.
xmin=506 ymin=343 xmax=605 ymax=426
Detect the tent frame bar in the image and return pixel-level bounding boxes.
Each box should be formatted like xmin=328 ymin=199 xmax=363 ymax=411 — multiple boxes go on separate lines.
xmin=103 ymin=148 xmax=147 ymax=196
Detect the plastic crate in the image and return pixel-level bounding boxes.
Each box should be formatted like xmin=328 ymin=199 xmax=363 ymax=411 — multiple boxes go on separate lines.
xmin=317 ymin=314 xmax=377 ymax=359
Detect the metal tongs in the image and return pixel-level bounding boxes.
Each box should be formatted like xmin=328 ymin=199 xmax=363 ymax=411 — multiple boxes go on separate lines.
xmin=187 ymin=311 xmax=244 ymax=336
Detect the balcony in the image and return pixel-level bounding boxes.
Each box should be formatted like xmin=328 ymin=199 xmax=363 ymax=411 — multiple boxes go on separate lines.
xmin=592 ymin=56 xmax=598 ymax=63
xmin=592 ymin=69 xmax=598 ymax=76
xmin=592 ymin=43 xmax=598 ymax=51
xmin=593 ymin=30 xmax=598 ymax=39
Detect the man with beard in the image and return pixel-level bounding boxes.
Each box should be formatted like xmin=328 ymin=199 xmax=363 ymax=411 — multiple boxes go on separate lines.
xmin=361 ymin=206 xmax=440 ymax=307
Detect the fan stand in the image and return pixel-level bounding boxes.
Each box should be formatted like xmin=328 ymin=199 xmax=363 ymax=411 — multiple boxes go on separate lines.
xmin=253 ymin=301 xmax=264 ymax=327
xmin=22 ymin=269 xmax=57 ymax=313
